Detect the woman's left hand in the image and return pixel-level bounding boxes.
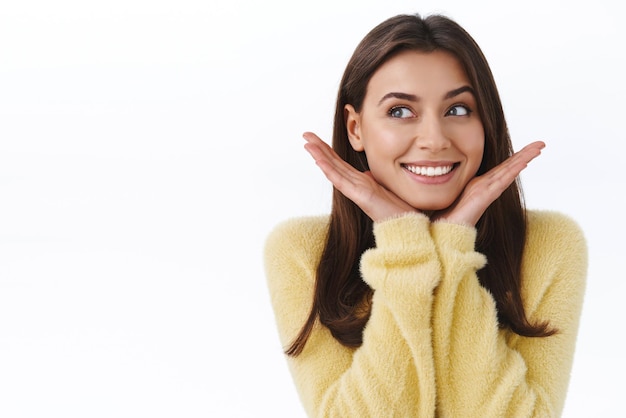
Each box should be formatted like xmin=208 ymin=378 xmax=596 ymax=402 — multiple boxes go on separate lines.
xmin=433 ymin=141 xmax=545 ymax=226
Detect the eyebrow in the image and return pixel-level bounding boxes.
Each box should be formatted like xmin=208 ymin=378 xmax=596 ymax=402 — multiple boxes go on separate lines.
xmin=377 ymin=85 xmax=475 ymax=105
xmin=377 ymin=92 xmax=418 ymax=105
xmin=444 ymin=85 xmax=475 ymax=100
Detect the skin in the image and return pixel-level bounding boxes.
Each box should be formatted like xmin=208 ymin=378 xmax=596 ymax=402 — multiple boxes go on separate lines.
xmin=304 ymin=50 xmax=545 ymax=226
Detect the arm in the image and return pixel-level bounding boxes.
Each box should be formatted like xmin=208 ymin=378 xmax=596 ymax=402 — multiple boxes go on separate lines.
xmin=429 ymin=213 xmax=587 ymax=417
xmin=294 ymin=131 xmax=558 ymax=416
xmin=264 ymin=214 xmax=441 ymax=417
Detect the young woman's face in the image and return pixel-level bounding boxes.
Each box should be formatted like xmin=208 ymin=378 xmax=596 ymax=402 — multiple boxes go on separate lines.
xmin=345 ymin=50 xmax=485 ymax=211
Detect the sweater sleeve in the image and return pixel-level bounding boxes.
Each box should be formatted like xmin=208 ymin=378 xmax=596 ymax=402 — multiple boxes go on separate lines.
xmin=264 ymin=213 xmax=441 ymax=417
xmin=429 ymin=212 xmax=587 ymax=417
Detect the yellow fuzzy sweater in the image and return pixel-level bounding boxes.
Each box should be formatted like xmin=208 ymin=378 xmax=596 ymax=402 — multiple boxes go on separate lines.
xmin=264 ymin=211 xmax=587 ymax=417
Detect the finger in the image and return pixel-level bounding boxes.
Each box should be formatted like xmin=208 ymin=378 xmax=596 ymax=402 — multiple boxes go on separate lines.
xmin=509 ymin=141 xmax=545 ymax=168
xmin=436 ymin=142 xmax=545 ymax=225
xmin=303 ymin=132 xmax=333 ymax=160
xmin=303 ymin=132 xmax=346 ymax=170
xmin=463 ymin=142 xmax=544 ymax=208
xmin=484 ymin=141 xmax=545 ymax=186
xmin=302 ymin=131 xmax=332 ymax=151
xmin=302 ymin=132 xmax=371 ymax=183
xmin=304 ymin=140 xmax=359 ymax=184
xmin=302 ymin=133 xmax=417 ymax=221
xmin=302 ymin=132 xmax=371 ymax=197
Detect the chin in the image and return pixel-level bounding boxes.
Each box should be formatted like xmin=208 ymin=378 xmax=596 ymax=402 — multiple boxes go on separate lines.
xmin=409 ymin=199 xmax=455 ymax=213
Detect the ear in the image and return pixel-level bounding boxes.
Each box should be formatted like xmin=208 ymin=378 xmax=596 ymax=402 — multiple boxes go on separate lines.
xmin=344 ymin=104 xmax=364 ymax=152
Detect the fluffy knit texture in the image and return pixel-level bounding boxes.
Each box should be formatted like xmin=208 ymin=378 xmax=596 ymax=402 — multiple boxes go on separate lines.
xmin=264 ymin=211 xmax=587 ymax=418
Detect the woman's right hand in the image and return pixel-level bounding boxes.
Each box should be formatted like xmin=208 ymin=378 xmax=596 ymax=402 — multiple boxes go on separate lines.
xmin=303 ymin=132 xmax=416 ymax=223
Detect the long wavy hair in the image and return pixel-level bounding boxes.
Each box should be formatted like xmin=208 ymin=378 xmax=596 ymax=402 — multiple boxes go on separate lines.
xmin=287 ymin=13 xmax=554 ymax=356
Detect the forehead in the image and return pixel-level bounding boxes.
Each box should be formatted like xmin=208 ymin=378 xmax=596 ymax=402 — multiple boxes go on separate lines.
xmin=366 ymin=50 xmax=471 ymax=98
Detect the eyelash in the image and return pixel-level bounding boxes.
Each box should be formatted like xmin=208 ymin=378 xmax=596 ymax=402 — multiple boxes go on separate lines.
xmin=388 ymin=106 xmax=414 ymax=118
xmin=388 ymin=104 xmax=473 ymax=119
xmin=446 ymin=104 xmax=473 ymax=117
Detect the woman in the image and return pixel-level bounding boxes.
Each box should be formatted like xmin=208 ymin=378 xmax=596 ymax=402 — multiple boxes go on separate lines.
xmin=264 ymin=13 xmax=586 ymax=417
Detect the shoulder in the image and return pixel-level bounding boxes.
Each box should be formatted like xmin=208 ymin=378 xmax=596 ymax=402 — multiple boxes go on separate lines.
xmin=525 ymin=210 xmax=587 ymax=259
xmin=522 ymin=210 xmax=587 ymax=305
xmin=264 ymin=215 xmax=330 ymax=291
xmin=264 ymin=216 xmax=330 ymax=343
xmin=264 ymin=215 xmax=330 ymax=261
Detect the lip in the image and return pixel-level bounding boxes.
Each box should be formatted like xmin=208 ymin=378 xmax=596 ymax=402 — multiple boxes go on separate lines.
xmin=401 ymin=161 xmax=459 ymax=185
xmin=403 ymin=160 xmax=456 ymax=167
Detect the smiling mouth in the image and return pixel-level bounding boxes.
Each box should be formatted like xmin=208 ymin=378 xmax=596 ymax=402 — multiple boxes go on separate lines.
xmin=402 ymin=163 xmax=457 ymax=177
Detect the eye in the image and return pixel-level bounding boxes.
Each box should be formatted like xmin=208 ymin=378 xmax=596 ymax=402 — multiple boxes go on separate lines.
xmin=389 ymin=106 xmax=415 ymax=119
xmin=446 ymin=104 xmax=472 ymax=117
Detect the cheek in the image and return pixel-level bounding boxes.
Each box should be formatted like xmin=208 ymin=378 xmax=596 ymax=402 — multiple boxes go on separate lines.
xmin=362 ymin=137 xmax=407 ymax=179
xmin=359 ymin=132 xmax=406 ymax=184
xmin=361 ymin=124 xmax=413 ymax=157
xmin=469 ymin=141 xmax=485 ymax=168
xmin=458 ymin=127 xmax=485 ymax=172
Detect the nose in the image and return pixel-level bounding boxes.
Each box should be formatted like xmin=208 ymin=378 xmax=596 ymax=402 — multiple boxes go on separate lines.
xmin=414 ymin=115 xmax=450 ymax=153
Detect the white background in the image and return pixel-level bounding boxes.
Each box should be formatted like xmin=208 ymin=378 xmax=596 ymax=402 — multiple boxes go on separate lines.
xmin=0 ymin=0 xmax=623 ymax=416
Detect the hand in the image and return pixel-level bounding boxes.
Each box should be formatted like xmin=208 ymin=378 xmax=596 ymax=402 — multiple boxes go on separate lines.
xmin=303 ymin=132 xmax=416 ymax=222
xmin=433 ymin=141 xmax=546 ymax=226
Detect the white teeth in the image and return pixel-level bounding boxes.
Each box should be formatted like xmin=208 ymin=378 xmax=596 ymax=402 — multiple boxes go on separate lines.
xmin=404 ymin=164 xmax=453 ymax=177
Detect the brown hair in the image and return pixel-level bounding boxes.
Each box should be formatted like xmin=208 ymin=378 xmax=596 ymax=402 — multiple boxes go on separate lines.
xmin=287 ymin=13 xmax=554 ymax=356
